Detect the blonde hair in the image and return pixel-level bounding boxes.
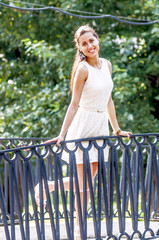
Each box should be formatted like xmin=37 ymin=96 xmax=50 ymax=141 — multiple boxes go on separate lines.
xmin=70 ymin=25 xmax=99 ymax=92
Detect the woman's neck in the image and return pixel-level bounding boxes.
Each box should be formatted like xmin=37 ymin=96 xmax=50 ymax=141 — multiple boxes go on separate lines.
xmin=87 ymin=56 xmax=101 ymax=69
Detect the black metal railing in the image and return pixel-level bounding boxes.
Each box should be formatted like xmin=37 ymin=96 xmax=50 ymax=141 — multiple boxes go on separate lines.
xmin=0 ymin=134 xmax=159 ymax=240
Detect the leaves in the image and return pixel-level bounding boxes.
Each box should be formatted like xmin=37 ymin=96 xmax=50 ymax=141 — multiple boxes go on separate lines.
xmin=0 ymin=0 xmax=159 ymax=137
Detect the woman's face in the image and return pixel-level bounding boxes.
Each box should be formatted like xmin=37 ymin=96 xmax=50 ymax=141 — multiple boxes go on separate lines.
xmin=78 ymin=32 xmax=99 ymax=58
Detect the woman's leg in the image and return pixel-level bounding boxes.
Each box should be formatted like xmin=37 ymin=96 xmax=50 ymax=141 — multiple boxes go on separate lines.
xmin=34 ymin=161 xmax=98 ymax=239
xmin=75 ymin=162 xmax=98 ymax=239
xmin=34 ymin=177 xmax=76 ymax=206
xmin=35 ymin=162 xmax=98 ymax=213
xmin=48 ymin=161 xmax=98 ymax=194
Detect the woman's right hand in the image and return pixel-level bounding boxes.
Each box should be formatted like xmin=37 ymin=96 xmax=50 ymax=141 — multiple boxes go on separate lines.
xmin=43 ymin=135 xmax=64 ymax=146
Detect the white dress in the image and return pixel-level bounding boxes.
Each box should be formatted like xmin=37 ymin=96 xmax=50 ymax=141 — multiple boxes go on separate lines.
xmin=62 ymin=58 xmax=114 ymax=164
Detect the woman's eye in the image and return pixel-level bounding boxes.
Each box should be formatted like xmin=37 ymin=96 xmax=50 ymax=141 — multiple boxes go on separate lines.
xmin=82 ymin=43 xmax=86 ymax=46
xmin=90 ymin=39 xmax=94 ymax=42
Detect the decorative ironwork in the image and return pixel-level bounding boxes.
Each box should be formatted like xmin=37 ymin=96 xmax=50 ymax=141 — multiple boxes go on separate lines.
xmin=0 ymin=134 xmax=159 ymax=239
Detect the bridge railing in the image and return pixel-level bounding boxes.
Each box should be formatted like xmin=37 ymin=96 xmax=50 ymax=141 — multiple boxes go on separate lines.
xmin=0 ymin=134 xmax=159 ymax=240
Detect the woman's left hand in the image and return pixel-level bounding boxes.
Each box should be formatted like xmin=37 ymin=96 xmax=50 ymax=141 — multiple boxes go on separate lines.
xmin=117 ymin=130 xmax=132 ymax=138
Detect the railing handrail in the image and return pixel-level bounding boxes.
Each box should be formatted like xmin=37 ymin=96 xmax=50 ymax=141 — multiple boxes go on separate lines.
xmin=0 ymin=133 xmax=158 ymax=154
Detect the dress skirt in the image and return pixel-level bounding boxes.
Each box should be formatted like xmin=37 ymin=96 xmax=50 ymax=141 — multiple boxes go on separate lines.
xmin=61 ymin=107 xmax=109 ymax=164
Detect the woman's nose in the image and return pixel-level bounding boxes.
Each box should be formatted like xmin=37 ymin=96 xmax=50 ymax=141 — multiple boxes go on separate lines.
xmin=87 ymin=42 xmax=92 ymax=49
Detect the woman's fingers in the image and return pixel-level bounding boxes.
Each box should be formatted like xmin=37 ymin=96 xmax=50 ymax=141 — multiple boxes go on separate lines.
xmin=43 ymin=138 xmax=58 ymax=145
xmin=56 ymin=136 xmax=64 ymax=146
xmin=19 ymin=142 xmax=30 ymax=151
xmin=43 ymin=136 xmax=64 ymax=146
xmin=119 ymin=131 xmax=132 ymax=138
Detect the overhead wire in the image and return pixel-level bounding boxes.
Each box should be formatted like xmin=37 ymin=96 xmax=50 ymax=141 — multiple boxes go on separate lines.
xmin=0 ymin=0 xmax=151 ymax=21
xmin=3 ymin=0 xmax=149 ymax=20
xmin=0 ymin=1 xmax=158 ymax=25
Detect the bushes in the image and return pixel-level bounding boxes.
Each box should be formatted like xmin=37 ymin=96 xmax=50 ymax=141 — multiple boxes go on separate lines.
xmin=0 ymin=0 xmax=159 ymax=137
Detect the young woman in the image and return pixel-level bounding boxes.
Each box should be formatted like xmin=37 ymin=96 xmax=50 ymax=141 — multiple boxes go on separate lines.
xmin=35 ymin=25 xmax=131 ymax=240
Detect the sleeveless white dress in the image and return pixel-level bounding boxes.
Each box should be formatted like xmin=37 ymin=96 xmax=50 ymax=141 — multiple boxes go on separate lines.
xmin=62 ymin=58 xmax=113 ymax=164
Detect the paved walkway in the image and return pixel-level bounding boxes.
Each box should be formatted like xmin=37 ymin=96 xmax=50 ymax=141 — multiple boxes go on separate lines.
xmin=0 ymin=220 xmax=159 ymax=239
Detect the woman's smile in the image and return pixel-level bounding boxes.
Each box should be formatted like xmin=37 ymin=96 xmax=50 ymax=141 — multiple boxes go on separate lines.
xmin=88 ymin=48 xmax=95 ymax=53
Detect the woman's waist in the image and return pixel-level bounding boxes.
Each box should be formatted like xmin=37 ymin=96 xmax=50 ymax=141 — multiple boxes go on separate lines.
xmin=79 ymin=105 xmax=107 ymax=113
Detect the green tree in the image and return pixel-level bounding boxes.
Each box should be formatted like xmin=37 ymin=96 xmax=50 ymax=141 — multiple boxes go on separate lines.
xmin=0 ymin=0 xmax=159 ymax=137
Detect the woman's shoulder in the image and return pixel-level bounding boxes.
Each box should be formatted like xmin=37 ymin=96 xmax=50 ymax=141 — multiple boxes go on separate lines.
xmin=101 ymin=58 xmax=111 ymax=66
xmin=101 ymin=58 xmax=112 ymax=74
xmin=78 ymin=61 xmax=89 ymax=72
xmin=76 ymin=61 xmax=88 ymax=79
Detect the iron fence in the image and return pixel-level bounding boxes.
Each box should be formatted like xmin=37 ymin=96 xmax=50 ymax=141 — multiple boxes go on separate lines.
xmin=0 ymin=134 xmax=159 ymax=239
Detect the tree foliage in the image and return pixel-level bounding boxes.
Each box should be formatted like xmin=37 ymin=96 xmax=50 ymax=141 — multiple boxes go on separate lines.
xmin=0 ymin=0 xmax=159 ymax=137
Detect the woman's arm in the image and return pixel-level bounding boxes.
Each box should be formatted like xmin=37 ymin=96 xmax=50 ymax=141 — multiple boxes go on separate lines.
xmin=107 ymin=95 xmax=120 ymax=133
xmin=107 ymin=95 xmax=131 ymax=137
xmin=106 ymin=60 xmax=131 ymax=137
xmin=44 ymin=63 xmax=88 ymax=145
